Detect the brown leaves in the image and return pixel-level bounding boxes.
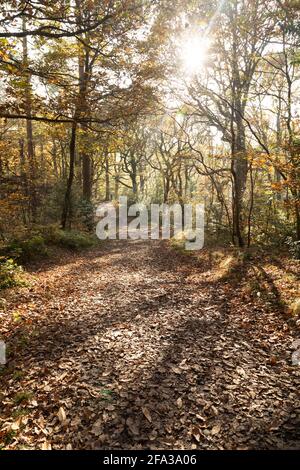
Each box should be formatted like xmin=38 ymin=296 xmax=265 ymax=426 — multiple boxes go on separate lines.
xmin=192 ymin=427 xmax=201 ymax=443
xmin=176 ymin=397 xmax=183 ymax=409
xmin=91 ymin=419 xmax=102 ymax=436
xmin=57 ymin=407 xmax=67 ymax=425
xmin=171 ymin=366 xmax=182 ymax=375
xmin=126 ymin=417 xmax=139 ymax=436
xmin=211 ymin=424 xmax=221 ymax=436
xmin=141 ymin=406 xmax=152 ymax=423
xmin=41 ymin=441 xmax=52 ymax=450
xmin=0 ymin=242 xmax=299 ymax=451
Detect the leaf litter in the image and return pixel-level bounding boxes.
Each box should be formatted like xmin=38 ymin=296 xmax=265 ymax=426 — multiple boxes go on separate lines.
xmin=0 ymin=240 xmax=299 ymax=449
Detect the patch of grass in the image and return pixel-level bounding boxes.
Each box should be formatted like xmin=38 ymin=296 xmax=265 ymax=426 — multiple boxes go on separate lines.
xmin=11 ymin=408 xmax=29 ymax=419
xmin=169 ymin=236 xmax=194 ymax=256
xmin=0 ymin=363 xmax=14 ymax=377
xmin=13 ymin=391 xmax=33 ymax=406
xmin=100 ymin=388 xmax=114 ymax=400
xmin=13 ymin=370 xmax=25 ymax=381
xmin=2 ymin=429 xmax=17 ymax=446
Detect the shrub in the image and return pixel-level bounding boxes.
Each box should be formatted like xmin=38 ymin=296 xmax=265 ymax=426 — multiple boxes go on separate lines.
xmin=0 ymin=258 xmax=23 ymax=290
xmin=40 ymin=226 xmax=95 ymax=250
xmin=8 ymin=235 xmax=48 ymax=263
xmin=21 ymin=235 xmax=48 ymax=259
xmin=36 ymin=224 xmax=62 ymax=244
xmin=0 ymin=227 xmax=96 ymax=265
xmin=55 ymin=230 xmax=95 ymax=250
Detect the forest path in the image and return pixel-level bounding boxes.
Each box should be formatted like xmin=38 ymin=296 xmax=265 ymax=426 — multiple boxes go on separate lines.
xmin=0 ymin=240 xmax=299 ymax=450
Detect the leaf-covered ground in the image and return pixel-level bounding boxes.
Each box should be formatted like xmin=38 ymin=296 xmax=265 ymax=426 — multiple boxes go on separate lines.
xmin=0 ymin=240 xmax=299 ymax=450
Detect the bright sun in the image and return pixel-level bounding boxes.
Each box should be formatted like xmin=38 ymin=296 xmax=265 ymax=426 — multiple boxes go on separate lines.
xmin=181 ymin=36 xmax=210 ymax=75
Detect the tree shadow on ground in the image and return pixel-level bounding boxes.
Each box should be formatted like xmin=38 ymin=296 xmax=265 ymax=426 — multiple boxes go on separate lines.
xmin=1 ymin=240 xmax=299 ymax=450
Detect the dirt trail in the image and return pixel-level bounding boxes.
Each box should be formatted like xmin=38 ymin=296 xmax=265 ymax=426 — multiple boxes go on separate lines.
xmin=0 ymin=240 xmax=299 ymax=449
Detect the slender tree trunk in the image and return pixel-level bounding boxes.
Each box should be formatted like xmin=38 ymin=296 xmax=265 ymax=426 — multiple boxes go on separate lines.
xmin=164 ymin=175 xmax=170 ymax=203
xmin=19 ymin=137 xmax=28 ymax=224
xmin=139 ymin=162 xmax=145 ymax=197
xmin=247 ymin=163 xmax=254 ymax=248
xmin=61 ymin=121 xmax=77 ymax=229
xmin=82 ymin=150 xmax=92 ymax=201
xmin=291 ymin=189 xmax=300 ymax=244
xmin=77 ymin=19 xmax=92 ymax=203
xmin=52 ymin=139 xmax=59 ymax=178
xmin=114 ymin=154 xmax=119 ymax=200
xmin=231 ymin=104 xmax=247 ymax=248
xmin=105 ymin=151 xmax=110 ymax=201
xmin=295 ymin=203 xmax=300 ymax=242
xmin=130 ymin=157 xmax=138 ymax=199
xmin=22 ymin=17 xmax=37 ymax=222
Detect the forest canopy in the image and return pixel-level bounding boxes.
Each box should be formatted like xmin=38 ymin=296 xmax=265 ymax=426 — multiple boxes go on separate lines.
xmin=0 ymin=0 xmax=299 ymax=252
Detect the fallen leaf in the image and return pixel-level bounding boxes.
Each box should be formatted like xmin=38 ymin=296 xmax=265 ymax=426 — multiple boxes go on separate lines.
xmin=57 ymin=407 xmax=67 ymax=424
xmin=192 ymin=426 xmax=201 ymax=442
xmin=211 ymin=424 xmax=221 ymax=436
xmin=11 ymin=420 xmax=21 ymax=431
xmin=171 ymin=366 xmax=182 ymax=374
xmin=177 ymin=397 xmax=183 ymax=409
xmin=126 ymin=417 xmax=139 ymax=436
xmin=41 ymin=441 xmax=52 ymax=450
xmin=236 ymin=366 xmax=247 ymax=378
xmin=142 ymin=406 xmax=152 ymax=423
xmin=91 ymin=419 xmax=102 ymax=435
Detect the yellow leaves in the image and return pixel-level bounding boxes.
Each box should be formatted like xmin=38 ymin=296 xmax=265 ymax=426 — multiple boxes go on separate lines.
xmin=271 ymin=182 xmax=284 ymax=191
xmin=251 ymin=157 xmax=268 ymax=168
xmin=0 ymin=49 xmax=9 ymax=61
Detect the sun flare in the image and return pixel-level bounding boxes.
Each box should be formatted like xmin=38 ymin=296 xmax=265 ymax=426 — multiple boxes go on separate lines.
xmin=181 ymin=36 xmax=210 ymax=75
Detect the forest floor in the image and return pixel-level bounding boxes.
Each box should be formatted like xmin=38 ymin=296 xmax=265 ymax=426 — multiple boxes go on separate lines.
xmin=0 ymin=239 xmax=300 ymax=450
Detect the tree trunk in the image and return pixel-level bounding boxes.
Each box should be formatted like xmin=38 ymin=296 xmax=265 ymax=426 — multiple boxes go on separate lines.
xmin=295 ymin=202 xmax=300 ymax=243
xmin=82 ymin=151 xmax=92 ymax=201
xmin=105 ymin=151 xmax=110 ymax=201
xmin=61 ymin=121 xmax=77 ymax=229
xmin=231 ymin=97 xmax=248 ymax=247
xmin=51 ymin=139 xmax=59 ymax=178
xmin=22 ymin=17 xmax=37 ymax=222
